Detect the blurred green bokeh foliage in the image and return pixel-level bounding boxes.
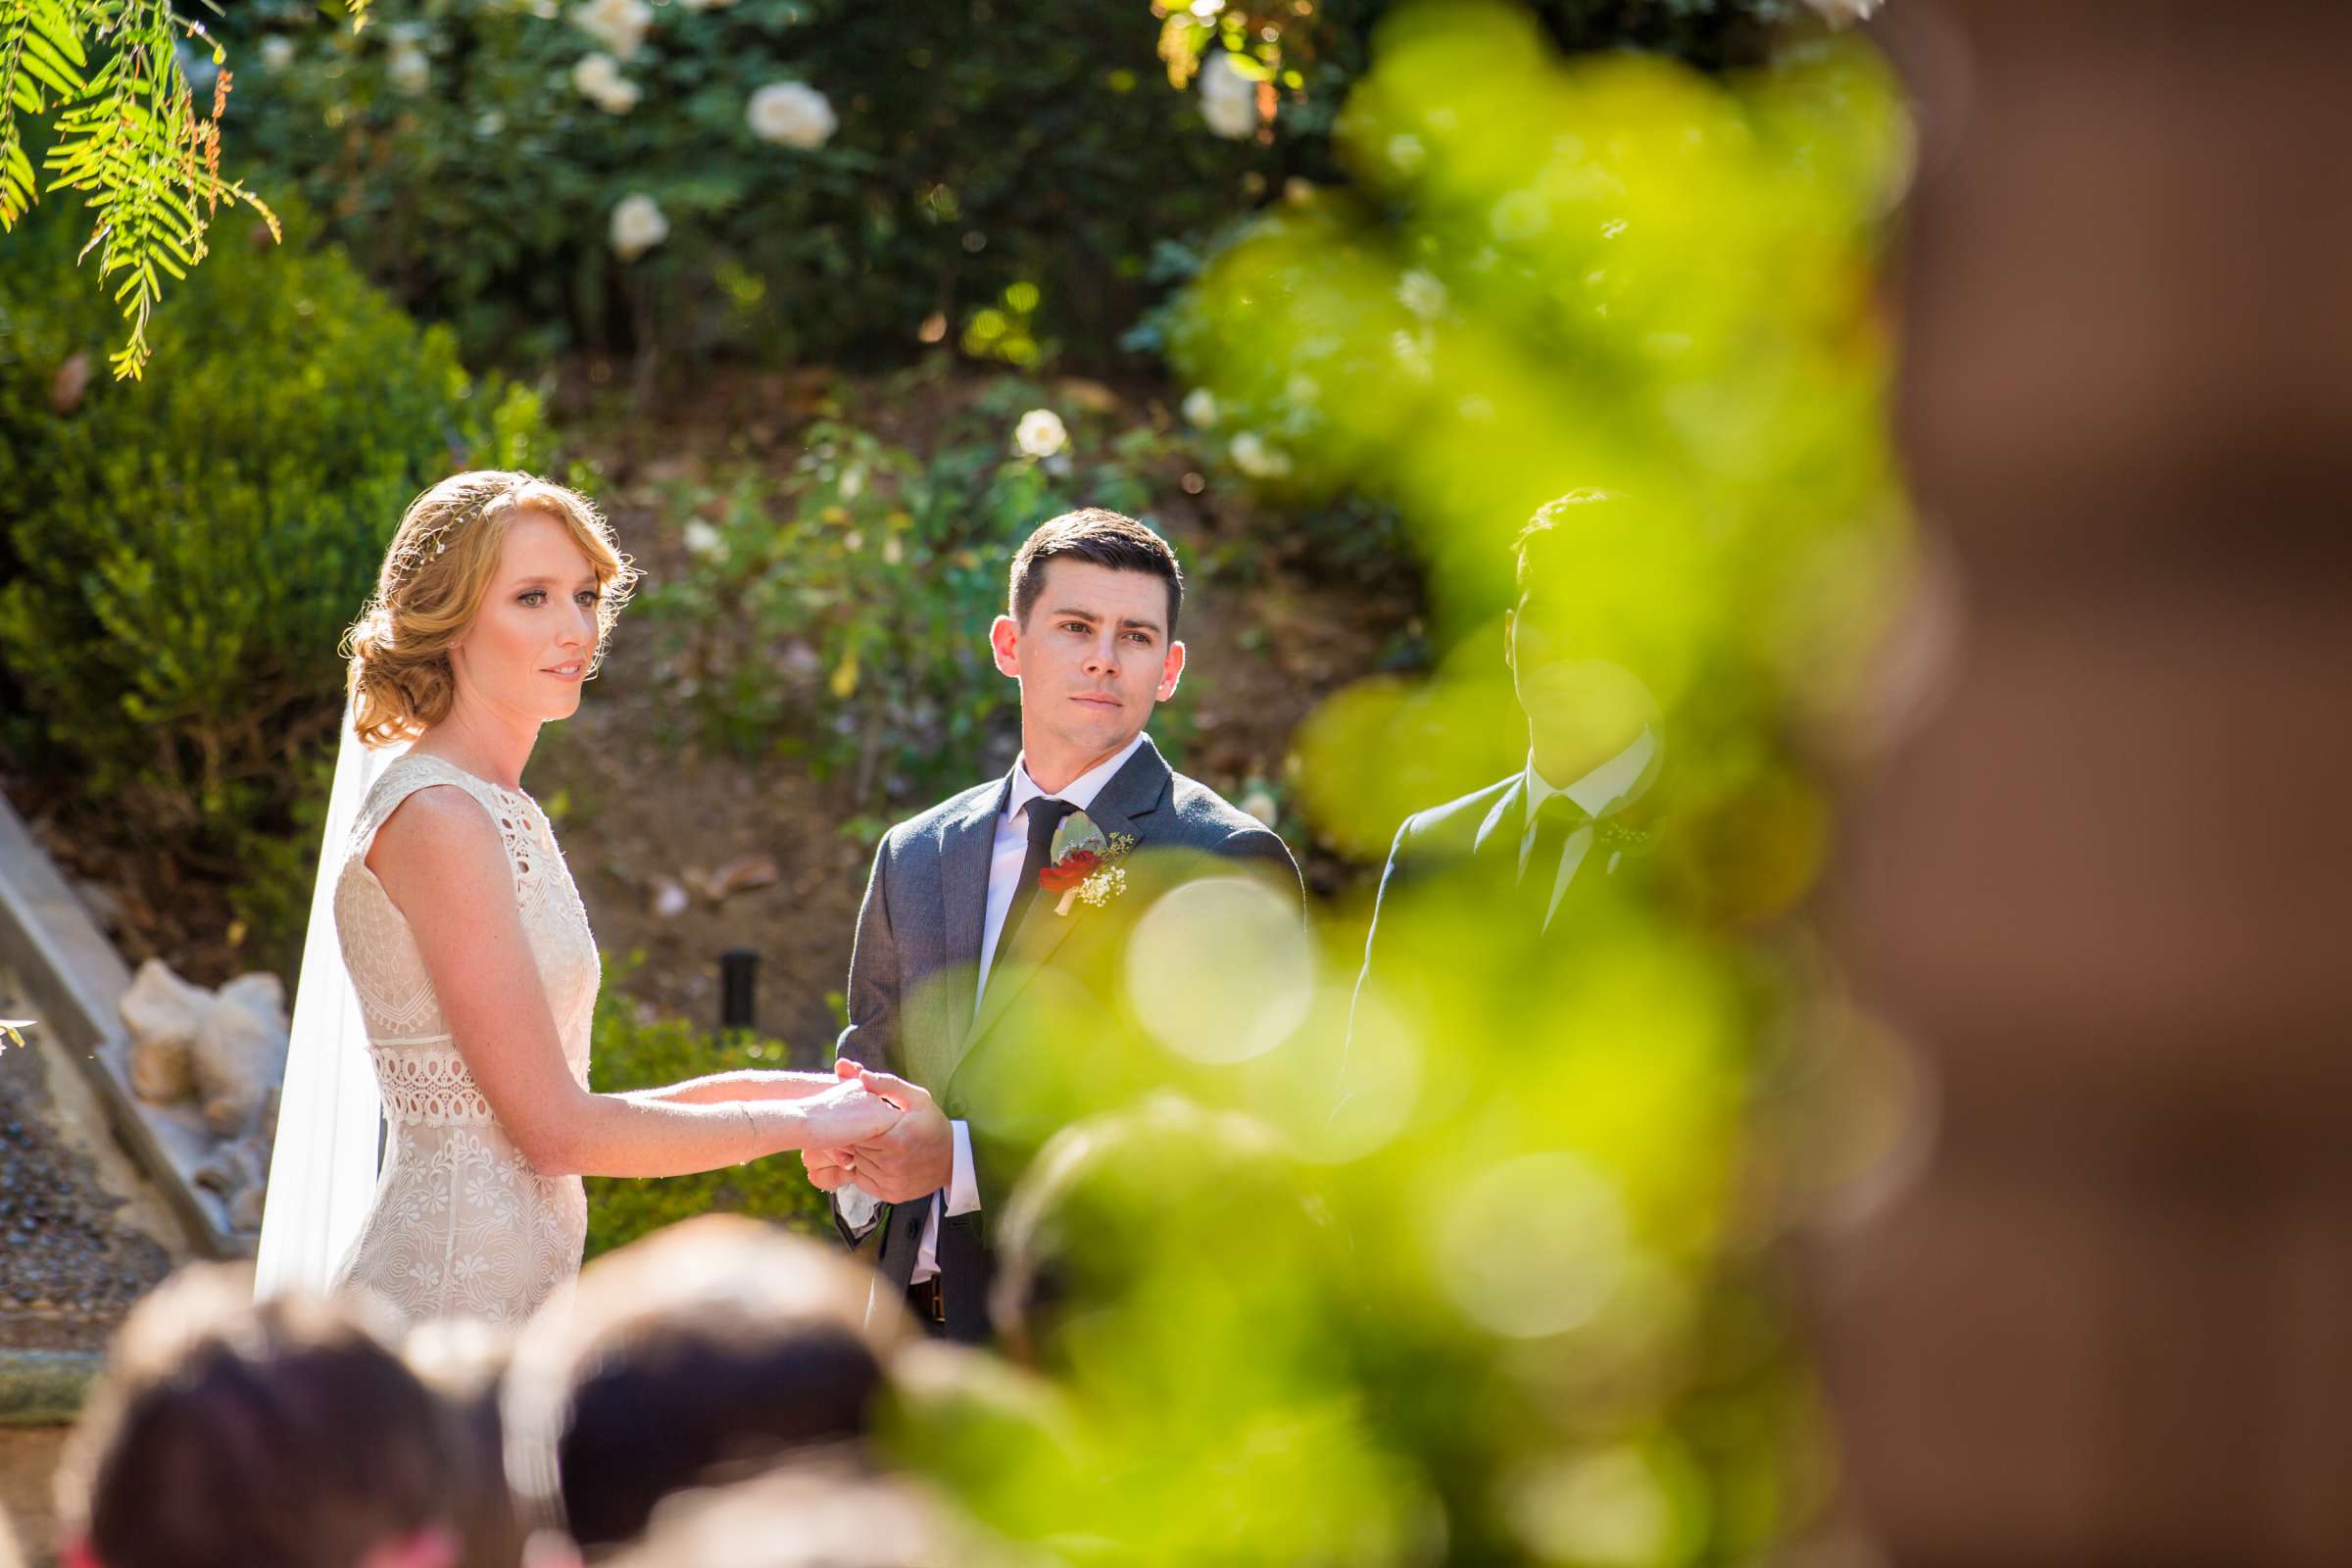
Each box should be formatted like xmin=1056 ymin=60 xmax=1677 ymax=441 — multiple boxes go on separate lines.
xmin=1177 ymin=0 xmax=1912 ymax=833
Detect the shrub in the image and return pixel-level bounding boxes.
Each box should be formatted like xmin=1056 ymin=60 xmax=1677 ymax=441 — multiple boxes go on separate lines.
xmin=0 ymin=200 xmax=546 ymax=962
xmin=221 ymin=0 xmax=1271 ymax=369
xmin=583 ymin=960 xmax=832 ymax=1260
xmin=639 ymin=373 xmax=1187 ymax=808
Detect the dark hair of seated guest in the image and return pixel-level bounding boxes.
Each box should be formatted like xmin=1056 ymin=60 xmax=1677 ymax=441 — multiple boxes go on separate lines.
xmin=401 ymin=1318 xmax=529 ymax=1568
xmin=501 ymin=1215 xmax=910 ymax=1558
xmin=53 ymin=1263 xmax=464 ymax=1568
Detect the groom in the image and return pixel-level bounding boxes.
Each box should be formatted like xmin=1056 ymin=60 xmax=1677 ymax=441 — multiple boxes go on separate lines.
xmin=806 ymin=508 xmax=1302 ymax=1342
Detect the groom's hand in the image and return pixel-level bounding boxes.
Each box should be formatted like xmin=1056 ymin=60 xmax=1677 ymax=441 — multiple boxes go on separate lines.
xmin=829 ymin=1060 xmax=952 ymax=1202
xmin=799 ymin=1059 xmax=868 ymax=1193
xmin=801 ymin=1146 xmax=856 ymax=1192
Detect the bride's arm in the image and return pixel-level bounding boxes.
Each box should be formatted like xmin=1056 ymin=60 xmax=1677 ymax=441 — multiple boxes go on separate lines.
xmin=622 ymin=1070 xmax=841 ymax=1106
xmin=369 ymin=788 xmax=897 ymax=1178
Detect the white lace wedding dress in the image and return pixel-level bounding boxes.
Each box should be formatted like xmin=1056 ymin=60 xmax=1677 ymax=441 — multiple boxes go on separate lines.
xmin=325 ymin=754 xmax=597 ymax=1324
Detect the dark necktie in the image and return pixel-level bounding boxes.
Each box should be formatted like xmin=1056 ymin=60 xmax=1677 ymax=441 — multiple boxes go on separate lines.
xmin=1521 ymin=793 xmax=1590 ymax=929
xmin=993 ymin=796 xmax=1078 ymax=980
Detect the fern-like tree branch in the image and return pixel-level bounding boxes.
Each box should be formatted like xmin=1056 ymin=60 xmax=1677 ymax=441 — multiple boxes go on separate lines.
xmin=0 ymin=0 xmax=365 ymax=378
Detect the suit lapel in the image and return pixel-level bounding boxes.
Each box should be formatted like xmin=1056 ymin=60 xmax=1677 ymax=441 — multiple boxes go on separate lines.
xmin=1472 ymin=774 xmax=1527 ymax=860
xmin=915 ymin=782 xmax=1005 ymax=1090
xmin=953 ymin=736 xmax=1170 ymax=1075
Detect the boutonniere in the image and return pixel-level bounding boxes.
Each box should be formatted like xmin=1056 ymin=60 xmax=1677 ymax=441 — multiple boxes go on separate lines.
xmin=1591 ymin=818 xmax=1653 ymax=854
xmin=1039 ymin=810 xmax=1137 ymax=915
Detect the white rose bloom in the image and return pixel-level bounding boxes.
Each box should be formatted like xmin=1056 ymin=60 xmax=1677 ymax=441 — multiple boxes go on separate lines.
xmin=1013 ymin=409 xmax=1067 ymax=460
xmin=571 ymin=0 xmax=651 ymax=59
xmin=572 ymin=52 xmax=640 ymax=114
xmin=1229 ymin=431 xmax=1292 ymax=481
xmin=746 ymin=82 xmax=837 ymax=150
xmin=610 ymin=193 xmax=669 ymax=262
xmin=387 ymin=44 xmax=430 ymax=95
xmin=1198 ymin=51 xmax=1259 ymax=140
xmin=259 ymin=36 xmax=295 ymax=70
xmin=1181 ymin=387 xmax=1218 ymax=428
xmin=683 ymin=520 xmax=723 ymax=558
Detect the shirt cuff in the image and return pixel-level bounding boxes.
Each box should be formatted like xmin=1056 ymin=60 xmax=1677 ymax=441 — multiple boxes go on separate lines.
xmin=944 ymin=1119 xmax=980 ymax=1216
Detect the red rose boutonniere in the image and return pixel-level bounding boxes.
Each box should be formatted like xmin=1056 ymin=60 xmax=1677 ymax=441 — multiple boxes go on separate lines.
xmin=1039 ymin=811 xmax=1137 ymax=915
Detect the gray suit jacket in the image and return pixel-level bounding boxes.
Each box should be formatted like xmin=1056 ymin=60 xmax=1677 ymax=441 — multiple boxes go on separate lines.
xmin=830 ymin=733 xmax=1301 ymax=1337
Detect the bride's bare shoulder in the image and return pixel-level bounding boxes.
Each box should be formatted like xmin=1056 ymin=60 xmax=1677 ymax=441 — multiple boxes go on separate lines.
xmin=365 ymin=782 xmax=507 ymax=892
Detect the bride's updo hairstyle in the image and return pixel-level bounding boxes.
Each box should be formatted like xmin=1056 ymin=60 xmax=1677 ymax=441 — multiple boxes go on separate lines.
xmin=345 ymin=470 xmax=637 ymax=748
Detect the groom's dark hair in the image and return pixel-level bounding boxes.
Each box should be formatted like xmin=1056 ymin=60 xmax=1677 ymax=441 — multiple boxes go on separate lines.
xmin=1009 ymin=509 xmax=1184 ymax=637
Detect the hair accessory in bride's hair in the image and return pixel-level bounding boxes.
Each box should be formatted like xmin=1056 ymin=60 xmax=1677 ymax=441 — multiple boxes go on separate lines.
xmin=410 ymin=486 xmax=508 ymax=567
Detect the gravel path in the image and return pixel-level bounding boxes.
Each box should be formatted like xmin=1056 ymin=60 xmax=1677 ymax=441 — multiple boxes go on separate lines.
xmin=0 ymin=970 xmax=176 ymax=1355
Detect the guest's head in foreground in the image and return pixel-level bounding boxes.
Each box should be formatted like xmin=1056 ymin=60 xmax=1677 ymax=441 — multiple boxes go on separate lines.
xmin=597 ymin=1463 xmax=996 ymax=1568
xmin=401 ymin=1318 xmax=527 ymax=1568
xmin=347 ymin=470 xmax=637 ymax=750
xmin=54 ymin=1264 xmax=465 ymax=1568
xmin=993 ymin=509 xmax=1186 ymax=788
xmin=1507 ymin=490 xmax=1663 ymax=784
xmin=990 ymin=1095 xmax=1327 ymax=1368
xmin=501 ymin=1215 xmax=907 ymax=1559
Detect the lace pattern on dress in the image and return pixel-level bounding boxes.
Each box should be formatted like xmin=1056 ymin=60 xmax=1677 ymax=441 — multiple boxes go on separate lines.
xmin=375 ymin=1047 xmax=496 ymax=1126
xmin=328 ymin=752 xmax=599 ymax=1326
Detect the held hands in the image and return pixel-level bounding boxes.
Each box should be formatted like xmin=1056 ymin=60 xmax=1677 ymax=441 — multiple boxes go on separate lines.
xmin=801 ymin=1058 xmax=953 ymax=1202
xmin=794 ymin=1075 xmax=904 ymax=1148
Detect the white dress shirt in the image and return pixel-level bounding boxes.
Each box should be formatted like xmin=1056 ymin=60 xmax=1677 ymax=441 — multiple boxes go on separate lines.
xmin=900 ymin=731 xmax=1149 ymax=1284
xmin=1518 ymin=727 xmax=1659 ymax=930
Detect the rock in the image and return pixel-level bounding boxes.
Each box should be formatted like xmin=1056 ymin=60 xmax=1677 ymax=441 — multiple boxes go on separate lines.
xmin=704 ymin=855 xmax=781 ymax=901
xmin=228 ymin=1184 xmax=268 ymax=1233
xmin=119 ymin=958 xmax=208 ymax=1103
xmin=193 ymin=1087 xmax=278 ymax=1234
xmin=191 ymin=972 xmax=288 ymax=1137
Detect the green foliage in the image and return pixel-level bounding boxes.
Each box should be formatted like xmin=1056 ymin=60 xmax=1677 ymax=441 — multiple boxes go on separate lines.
xmin=582 ymin=959 xmax=830 ymax=1260
xmin=0 ymin=197 xmax=545 ymax=960
xmin=639 ymin=372 xmax=1180 ymax=803
xmin=221 ymin=0 xmax=1274 ymax=368
xmin=0 ymin=0 xmax=294 ymax=377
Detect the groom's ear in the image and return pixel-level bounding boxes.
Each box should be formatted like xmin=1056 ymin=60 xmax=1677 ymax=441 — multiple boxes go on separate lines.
xmin=990 ymin=613 xmax=1022 ymax=678
xmin=1155 ymin=640 xmax=1186 ymax=703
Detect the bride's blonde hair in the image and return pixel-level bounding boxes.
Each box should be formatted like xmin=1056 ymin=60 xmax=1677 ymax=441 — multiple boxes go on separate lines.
xmin=345 ymin=471 xmax=638 ymax=748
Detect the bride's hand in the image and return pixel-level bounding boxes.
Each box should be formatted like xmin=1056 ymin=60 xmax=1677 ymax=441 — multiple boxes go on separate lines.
xmin=798 ymin=1080 xmax=901 ymax=1148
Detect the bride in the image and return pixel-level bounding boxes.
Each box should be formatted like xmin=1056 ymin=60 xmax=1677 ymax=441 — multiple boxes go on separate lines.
xmin=256 ymin=469 xmax=899 ymax=1324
